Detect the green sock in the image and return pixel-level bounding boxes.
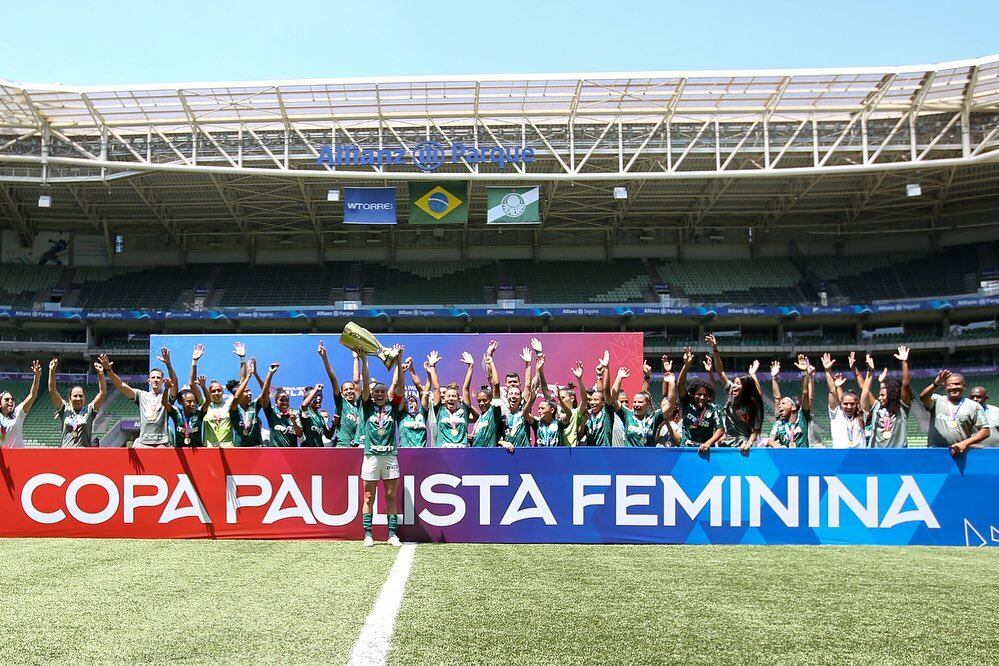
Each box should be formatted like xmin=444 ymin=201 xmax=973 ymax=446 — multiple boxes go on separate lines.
xmin=387 ymin=514 xmax=398 ymax=537
xmin=362 ymin=513 xmax=373 ymax=537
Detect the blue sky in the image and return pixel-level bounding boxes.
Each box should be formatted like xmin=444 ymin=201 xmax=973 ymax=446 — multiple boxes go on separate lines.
xmin=3 ymin=0 xmax=997 ymax=85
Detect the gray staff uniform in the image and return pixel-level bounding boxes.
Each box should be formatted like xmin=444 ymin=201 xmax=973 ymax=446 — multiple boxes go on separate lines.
xmin=132 ymin=389 xmax=170 ymax=446
xmin=977 ymin=403 xmax=999 ymax=447
xmin=926 ymin=394 xmax=987 ymax=448
xmin=57 ymin=400 xmax=99 ymax=448
xmin=866 ymin=401 xmax=910 ymax=448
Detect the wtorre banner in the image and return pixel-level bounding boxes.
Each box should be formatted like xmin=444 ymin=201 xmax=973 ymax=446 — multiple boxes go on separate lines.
xmin=2 ymin=449 xmax=997 ymax=546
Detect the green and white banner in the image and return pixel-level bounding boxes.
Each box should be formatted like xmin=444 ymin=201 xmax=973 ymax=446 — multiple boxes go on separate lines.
xmin=486 ymin=187 xmax=541 ymax=224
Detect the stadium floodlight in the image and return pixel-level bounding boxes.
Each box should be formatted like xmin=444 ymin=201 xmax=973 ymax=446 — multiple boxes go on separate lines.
xmin=906 ymin=183 xmax=922 ymax=197
xmin=38 ymin=194 xmax=52 ymax=208
xmin=613 ymin=186 xmax=628 ymax=200
xmin=327 ymin=189 xmax=340 ymax=202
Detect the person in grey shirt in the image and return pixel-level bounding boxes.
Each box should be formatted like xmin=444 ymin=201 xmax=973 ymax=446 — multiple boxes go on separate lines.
xmin=48 ymin=358 xmax=107 ymax=448
xmin=99 ymin=351 xmax=179 ymax=448
xmin=920 ymin=370 xmax=990 ymax=456
xmin=968 ymin=386 xmax=999 ymax=447
xmin=860 ymin=346 xmax=913 ymax=448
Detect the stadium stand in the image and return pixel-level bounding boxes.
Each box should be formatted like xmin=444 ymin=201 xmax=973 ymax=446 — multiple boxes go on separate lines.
xmin=215 ymin=263 xmax=351 ymax=307
xmin=652 ymin=258 xmax=806 ymax=304
xmin=365 ymin=262 xmax=494 ymax=305
xmin=505 ymin=260 xmax=653 ymax=303
xmin=73 ymin=266 xmax=207 ymax=309
xmin=0 ymin=264 xmax=62 ymax=307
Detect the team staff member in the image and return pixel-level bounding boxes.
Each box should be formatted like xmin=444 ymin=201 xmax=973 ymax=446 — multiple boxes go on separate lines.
xmin=318 ymin=342 xmax=362 ymax=447
xmin=968 ymin=386 xmax=999 ymax=446
xmin=821 ymin=353 xmax=866 ymax=449
xmin=920 ymin=370 xmax=990 ymax=456
xmin=48 ymin=358 xmax=107 ymax=448
xmin=358 ymin=344 xmax=405 ymax=548
xmin=0 ymin=360 xmax=42 ymax=448
xmin=671 ymin=351 xmax=724 ymax=451
xmin=100 ymin=352 xmax=176 ymax=448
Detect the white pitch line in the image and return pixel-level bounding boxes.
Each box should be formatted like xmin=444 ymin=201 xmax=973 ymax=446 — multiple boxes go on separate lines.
xmin=348 ymin=543 xmax=417 ymax=666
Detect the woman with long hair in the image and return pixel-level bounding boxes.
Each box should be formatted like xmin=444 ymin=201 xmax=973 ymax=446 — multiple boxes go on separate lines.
xmin=706 ymin=334 xmax=764 ymax=451
xmin=671 ymin=350 xmax=725 ymax=452
xmin=861 ymin=346 xmax=913 ymax=448
xmin=1 ymin=360 xmax=42 ymax=448
xmin=767 ymin=356 xmax=814 ymax=448
xmin=48 ymin=358 xmax=107 ymax=448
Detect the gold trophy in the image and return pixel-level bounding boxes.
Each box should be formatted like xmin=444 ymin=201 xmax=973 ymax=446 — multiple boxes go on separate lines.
xmin=340 ymin=322 xmax=400 ymax=369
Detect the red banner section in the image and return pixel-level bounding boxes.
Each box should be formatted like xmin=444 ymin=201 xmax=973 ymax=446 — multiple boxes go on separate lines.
xmin=0 ymin=449 xmax=371 ymax=540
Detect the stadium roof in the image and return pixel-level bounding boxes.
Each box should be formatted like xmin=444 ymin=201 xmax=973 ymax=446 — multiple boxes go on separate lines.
xmin=2 ymin=56 xmax=999 ymax=248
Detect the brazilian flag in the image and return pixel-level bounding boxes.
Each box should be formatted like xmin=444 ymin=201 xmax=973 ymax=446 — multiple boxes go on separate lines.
xmin=408 ymin=182 xmax=469 ymax=224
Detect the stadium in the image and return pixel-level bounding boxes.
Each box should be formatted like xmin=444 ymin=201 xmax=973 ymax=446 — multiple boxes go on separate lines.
xmin=1 ymin=48 xmax=998 ymax=664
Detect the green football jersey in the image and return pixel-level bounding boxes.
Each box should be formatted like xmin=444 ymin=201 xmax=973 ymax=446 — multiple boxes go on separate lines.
xmin=263 ymin=405 xmax=298 ymax=447
xmin=435 ymin=402 xmax=471 ymax=447
xmin=231 ymin=402 xmax=263 ymax=447
xmin=360 ymin=396 xmax=404 ymax=455
xmin=334 ymin=394 xmax=361 ymax=447
xmin=470 ymin=402 xmax=504 ymax=448
xmin=398 ymin=408 xmax=429 ymax=448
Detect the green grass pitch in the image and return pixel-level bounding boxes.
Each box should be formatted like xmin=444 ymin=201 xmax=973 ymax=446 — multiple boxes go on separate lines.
xmin=1 ymin=539 xmax=996 ymax=664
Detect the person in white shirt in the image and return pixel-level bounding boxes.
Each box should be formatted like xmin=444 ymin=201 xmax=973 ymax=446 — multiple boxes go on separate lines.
xmin=968 ymin=386 xmax=999 ymax=447
xmin=821 ymin=353 xmax=867 ymax=448
xmin=1 ymin=360 xmax=42 ymax=448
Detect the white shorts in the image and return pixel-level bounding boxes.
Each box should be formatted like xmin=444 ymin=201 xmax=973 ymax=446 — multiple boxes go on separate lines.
xmin=361 ymin=454 xmax=400 ymax=481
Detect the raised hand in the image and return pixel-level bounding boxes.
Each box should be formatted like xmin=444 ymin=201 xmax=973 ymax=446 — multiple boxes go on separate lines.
xmin=879 ymin=367 xmax=889 ymax=383
xmin=894 ymin=345 xmax=910 ymax=362
xmin=93 ymin=361 xmax=104 ymax=374
xmin=98 ymin=354 xmax=113 ymax=370
xmin=423 ymin=361 xmax=431 ymax=373
xmin=681 ymin=347 xmax=694 ymax=367
xmin=163 ymin=377 xmax=173 ymax=390
xmin=833 ymin=373 xmax=847 ymax=388
xmin=192 ymin=344 xmax=205 ymax=362
xmin=31 ymin=359 xmax=42 ymax=375
xmin=520 ymin=347 xmax=532 ymax=364
xmin=770 ymin=361 xmax=780 ymax=379
xmin=49 ymin=358 xmax=58 ymax=371
xmin=848 ymin=351 xmax=857 ymax=369
xmin=317 ymin=341 xmax=327 ymax=358
xmin=486 ymin=340 xmax=499 ymax=357
xmin=401 ymin=357 xmax=413 ymax=372
xmin=530 ymin=337 xmax=543 ymax=353
xmin=535 ymin=352 xmax=545 ymax=371
xmin=935 ymin=369 xmax=951 ymax=385
xmin=233 ymin=342 xmax=245 ymax=358
xmin=662 ymin=356 xmax=673 ymax=373
xmin=617 ymin=367 xmax=631 ymax=379
xmin=643 ymin=359 xmax=652 ymax=376
xmin=269 ymin=362 xmax=280 ymax=374
xmin=748 ymin=359 xmax=760 ymax=376
xmin=704 ymin=333 xmax=718 ymax=350
xmin=571 ymin=361 xmax=584 ymax=379
xmin=460 ymin=351 xmax=475 ymax=366
xmin=427 ymin=350 xmax=441 ymax=367
xmin=664 ymin=369 xmax=676 ymax=384
xmin=794 ymin=354 xmax=809 ymax=372
xmin=157 ymin=347 xmax=171 ymax=364
xmin=702 ymin=355 xmax=713 ymax=372
xmin=197 ymin=375 xmax=207 ymax=389
xmin=246 ymin=358 xmax=256 ymax=376
xmin=821 ymin=353 xmax=834 ymax=370
xmin=599 ymin=350 xmax=610 ymax=368
xmin=865 ymin=354 xmax=875 ymax=370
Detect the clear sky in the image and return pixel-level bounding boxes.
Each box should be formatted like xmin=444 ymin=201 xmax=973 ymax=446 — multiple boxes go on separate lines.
xmin=3 ymin=0 xmax=997 ymax=85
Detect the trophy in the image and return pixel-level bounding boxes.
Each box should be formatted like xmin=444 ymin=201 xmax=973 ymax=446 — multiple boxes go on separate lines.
xmin=340 ymin=322 xmax=400 ymax=369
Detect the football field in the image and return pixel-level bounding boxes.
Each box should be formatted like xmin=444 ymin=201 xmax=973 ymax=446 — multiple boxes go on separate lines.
xmin=1 ymin=539 xmax=996 ymax=665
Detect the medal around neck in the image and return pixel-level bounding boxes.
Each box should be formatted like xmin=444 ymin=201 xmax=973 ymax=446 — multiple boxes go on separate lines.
xmin=340 ymin=322 xmax=400 ymax=369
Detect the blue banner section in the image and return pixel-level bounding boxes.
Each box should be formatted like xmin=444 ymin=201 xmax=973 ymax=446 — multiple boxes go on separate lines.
xmin=342 ymin=187 xmax=397 ymax=224
xmin=397 ymin=448 xmax=999 ymax=546
xmin=1 ymin=294 xmax=997 ymax=323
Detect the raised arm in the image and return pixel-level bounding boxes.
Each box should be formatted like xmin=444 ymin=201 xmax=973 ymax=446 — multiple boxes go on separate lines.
xmin=822 ymin=353 xmax=840 ymax=410
xmin=570 ymin=361 xmax=585 ymax=407
xmin=360 ymin=354 xmax=372 ymax=403
xmin=302 ymin=383 xmax=322 ymax=410
xmin=770 ymin=361 xmax=782 ymax=414
xmin=670 ymin=350 xmax=692 ymax=414
xmin=611 ymin=367 xmax=630 ymax=410
xmin=390 ymin=345 xmax=405 ymax=399
xmin=404 ymin=357 xmax=424 ymax=395
xmin=520 ymin=346 xmax=534 ymax=400
xmin=20 ymin=360 xmax=42 ymax=414
xmin=317 ymin=341 xmax=341 ymax=395
xmin=706 ymin=334 xmax=729 ymax=386
xmin=921 ymin=369 xmax=949 ymax=408
xmin=161 ymin=377 xmax=176 ymax=414
xmin=793 ymin=355 xmax=811 ymax=410
xmin=859 ymin=368 xmax=875 ymax=412
xmin=895 ymin=345 xmax=913 ymax=405
xmin=703 ymin=355 xmax=715 ymax=387
xmin=426 ymin=350 xmax=442 ymax=407
xmin=484 ymin=340 xmax=500 ymax=399
xmin=98 ymin=354 xmax=135 ymax=401
xmin=47 ymin=358 xmax=63 ymax=407
xmin=156 ymin=347 xmax=180 ymax=400
xmin=459 ymin=351 xmax=475 ymax=407
xmin=189 ymin=344 xmax=204 ymax=393
xmin=352 ymin=350 xmax=361 ymax=385
xmin=255 ymin=363 xmax=278 ymax=407
xmin=641 ymin=359 xmax=652 ymax=394
xmin=91 ymin=360 xmax=108 ymax=411
xmin=848 ymin=351 xmax=864 ymax=387
xmin=801 ymin=362 xmax=814 ymax=413
xmin=747 ymin=359 xmax=762 ymax=396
